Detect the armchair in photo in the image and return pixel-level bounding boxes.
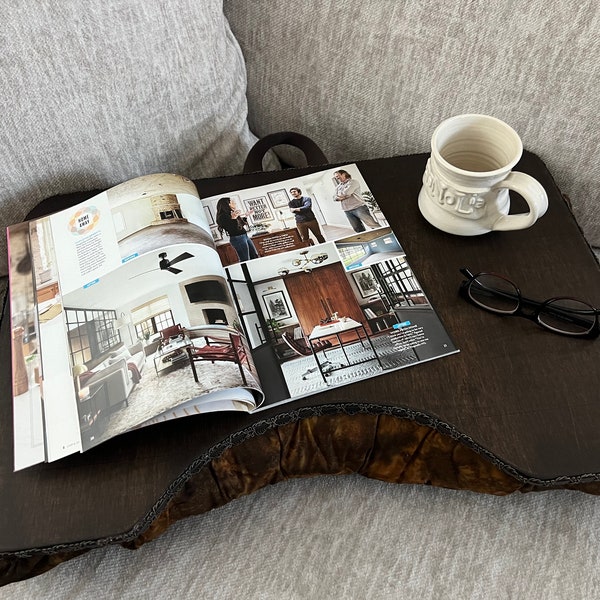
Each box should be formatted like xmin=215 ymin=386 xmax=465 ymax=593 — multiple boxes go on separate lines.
xmin=281 ymin=329 xmax=334 ymax=380
xmin=158 ymin=324 xmax=186 ymax=349
xmin=186 ymin=331 xmax=251 ymax=385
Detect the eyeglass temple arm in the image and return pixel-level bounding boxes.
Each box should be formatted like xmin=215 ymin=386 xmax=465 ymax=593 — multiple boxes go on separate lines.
xmin=511 ymin=292 xmax=599 ymax=316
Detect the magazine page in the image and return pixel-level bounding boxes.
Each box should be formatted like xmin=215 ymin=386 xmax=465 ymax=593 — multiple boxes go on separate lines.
xmin=201 ymin=164 xmax=459 ymax=410
xmin=9 ymin=174 xmax=261 ymax=468
xmin=7 ymin=222 xmax=46 ymax=470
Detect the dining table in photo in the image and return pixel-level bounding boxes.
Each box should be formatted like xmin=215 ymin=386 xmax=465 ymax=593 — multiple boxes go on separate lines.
xmin=308 ymin=318 xmax=383 ymax=382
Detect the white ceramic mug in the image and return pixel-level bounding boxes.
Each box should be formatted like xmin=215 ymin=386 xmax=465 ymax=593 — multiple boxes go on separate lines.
xmin=418 ymin=114 xmax=548 ymax=235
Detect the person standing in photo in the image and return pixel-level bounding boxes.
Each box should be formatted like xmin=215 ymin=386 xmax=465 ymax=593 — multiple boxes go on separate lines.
xmin=288 ymin=187 xmax=326 ymax=244
xmin=333 ymin=169 xmax=380 ymax=232
xmin=215 ymin=197 xmax=259 ymax=262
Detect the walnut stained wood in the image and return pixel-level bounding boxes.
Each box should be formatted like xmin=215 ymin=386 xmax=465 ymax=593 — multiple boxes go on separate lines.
xmin=1 ymin=152 xmax=599 ymax=585
xmin=282 ymin=263 xmax=365 ymax=335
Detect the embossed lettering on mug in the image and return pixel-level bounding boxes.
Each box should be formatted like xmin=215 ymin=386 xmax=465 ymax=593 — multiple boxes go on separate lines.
xmin=422 ymin=163 xmax=486 ymax=220
xmin=418 ymin=114 xmax=548 ymax=236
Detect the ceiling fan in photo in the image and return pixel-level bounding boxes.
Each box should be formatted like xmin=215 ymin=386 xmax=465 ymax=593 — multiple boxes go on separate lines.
xmin=130 ymin=251 xmax=194 ymax=278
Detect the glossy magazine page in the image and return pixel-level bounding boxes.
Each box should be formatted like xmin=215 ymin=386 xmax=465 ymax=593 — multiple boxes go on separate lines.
xmin=8 ymin=174 xmax=261 ymax=469
xmin=202 ymin=163 xmax=459 ymax=411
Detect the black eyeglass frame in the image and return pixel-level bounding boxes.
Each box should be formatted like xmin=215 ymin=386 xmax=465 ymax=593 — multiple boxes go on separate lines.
xmin=459 ymin=267 xmax=600 ymax=339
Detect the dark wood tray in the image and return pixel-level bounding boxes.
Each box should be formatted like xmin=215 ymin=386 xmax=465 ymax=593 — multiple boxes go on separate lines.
xmin=2 ymin=152 xmax=600 ymax=585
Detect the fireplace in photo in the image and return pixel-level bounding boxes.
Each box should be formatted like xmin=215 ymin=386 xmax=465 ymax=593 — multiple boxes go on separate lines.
xmin=203 ymin=308 xmax=228 ymax=325
xmin=150 ymin=194 xmax=188 ymax=225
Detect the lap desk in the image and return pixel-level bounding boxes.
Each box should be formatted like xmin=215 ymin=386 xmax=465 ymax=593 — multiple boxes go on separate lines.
xmin=1 ymin=153 xmax=599 ymax=584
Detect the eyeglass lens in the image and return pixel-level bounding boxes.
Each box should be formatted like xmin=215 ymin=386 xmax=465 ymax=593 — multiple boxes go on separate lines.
xmin=467 ymin=274 xmax=519 ymax=314
xmin=537 ymin=298 xmax=596 ymax=335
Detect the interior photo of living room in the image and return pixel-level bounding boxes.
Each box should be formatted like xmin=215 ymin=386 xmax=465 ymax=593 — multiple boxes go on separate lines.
xmin=105 ymin=173 xmax=214 ymax=260
xmin=6 ymin=173 xmax=267 ymax=459
xmin=225 ymin=238 xmax=455 ymax=401
xmin=46 ymin=241 xmax=260 ymax=452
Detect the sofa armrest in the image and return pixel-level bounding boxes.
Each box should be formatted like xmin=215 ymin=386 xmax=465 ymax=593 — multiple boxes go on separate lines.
xmin=86 ymin=359 xmax=129 ymax=409
xmin=128 ymin=342 xmax=143 ymax=356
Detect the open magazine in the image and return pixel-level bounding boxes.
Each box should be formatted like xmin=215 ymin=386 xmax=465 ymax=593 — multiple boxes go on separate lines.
xmin=7 ymin=164 xmax=458 ymax=470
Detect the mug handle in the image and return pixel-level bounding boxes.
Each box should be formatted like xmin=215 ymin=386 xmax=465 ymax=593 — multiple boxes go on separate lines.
xmin=491 ymin=171 xmax=549 ymax=231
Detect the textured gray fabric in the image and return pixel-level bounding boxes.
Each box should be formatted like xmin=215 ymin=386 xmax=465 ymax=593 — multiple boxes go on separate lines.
xmin=3 ymin=2 xmax=600 ymax=597
xmin=224 ymin=0 xmax=600 ymax=249
xmin=0 ymin=0 xmax=258 ymax=276
xmin=5 ymin=476 xmax=600 ymax=598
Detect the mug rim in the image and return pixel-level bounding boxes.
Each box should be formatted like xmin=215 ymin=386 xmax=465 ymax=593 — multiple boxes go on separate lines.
xmin=431 ymin=113 xmax=524 ymax=177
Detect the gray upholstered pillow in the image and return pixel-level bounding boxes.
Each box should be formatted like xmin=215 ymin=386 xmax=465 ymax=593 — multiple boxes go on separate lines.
xmin=0 ymin=0 xmax=258 ymax=275
xmin=224 ymin=0 xmax=600 ymax=251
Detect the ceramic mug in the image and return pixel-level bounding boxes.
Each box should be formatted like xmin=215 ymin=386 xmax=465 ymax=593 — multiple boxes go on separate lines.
xmin=418 ymin=114 xmax=548 ymax=235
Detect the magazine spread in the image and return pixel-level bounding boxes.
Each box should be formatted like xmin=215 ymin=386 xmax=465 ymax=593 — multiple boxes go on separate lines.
xmin=7 ymin=164 xmax=458 ymax=471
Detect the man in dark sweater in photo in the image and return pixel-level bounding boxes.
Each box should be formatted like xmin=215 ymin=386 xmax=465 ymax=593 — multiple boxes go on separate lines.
xmin=288 ymin=187 xmax=326 ymax=244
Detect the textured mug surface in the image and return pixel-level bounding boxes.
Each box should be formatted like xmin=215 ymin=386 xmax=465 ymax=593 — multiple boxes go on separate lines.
xmin=418 ymin=114 xmax=548 ymax=235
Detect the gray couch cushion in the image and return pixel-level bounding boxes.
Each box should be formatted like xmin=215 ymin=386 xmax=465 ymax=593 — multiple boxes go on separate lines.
xmin=224 ymin=0 xmax=600 ymax=249
xmin=0 ymin=0 xmax=258 ymax=275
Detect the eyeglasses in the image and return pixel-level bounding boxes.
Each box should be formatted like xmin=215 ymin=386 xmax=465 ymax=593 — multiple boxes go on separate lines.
xmin=459 ymin=267 xmax=600 ymax=338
